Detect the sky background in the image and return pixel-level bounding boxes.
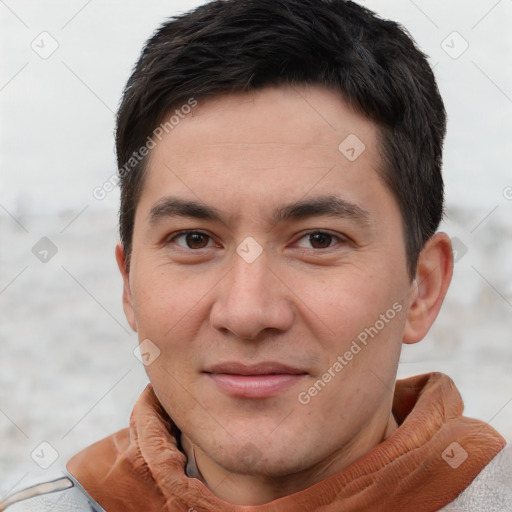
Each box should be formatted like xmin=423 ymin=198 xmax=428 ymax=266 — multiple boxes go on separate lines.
xmin=1 ymin=0 xmax=511 ymax=216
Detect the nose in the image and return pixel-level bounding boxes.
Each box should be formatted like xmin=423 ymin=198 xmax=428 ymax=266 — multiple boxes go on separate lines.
xmin=210 ymin=249 xmax=295 ymax=341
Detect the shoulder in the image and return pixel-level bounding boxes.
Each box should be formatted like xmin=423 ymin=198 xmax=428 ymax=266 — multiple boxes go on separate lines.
xmin=441 ymin=442 xmax=512 ymax=511
xmin=0 ymin=472 xmax=105 ymax=512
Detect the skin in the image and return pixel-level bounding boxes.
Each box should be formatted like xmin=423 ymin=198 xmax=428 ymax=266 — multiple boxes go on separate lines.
xmin=116 ymin=85 xmax=453 ymax=505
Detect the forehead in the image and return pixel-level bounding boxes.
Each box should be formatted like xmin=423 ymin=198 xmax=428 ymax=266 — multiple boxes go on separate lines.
xmin=153 ymin=85 xmax=378 ymax=161
xmin=137 ymin=85 xmax=391 ymax=223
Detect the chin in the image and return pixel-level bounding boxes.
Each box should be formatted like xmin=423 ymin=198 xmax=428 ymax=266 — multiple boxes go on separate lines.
xmin=210 ymin=439 xmax=314 ymax=478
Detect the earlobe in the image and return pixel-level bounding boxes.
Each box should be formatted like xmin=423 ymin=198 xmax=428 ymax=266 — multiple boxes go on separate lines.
xmin=403 ymin=233 xmax=453 ymax=344
xmin=115 ymin=242 xmax=137 ymax=332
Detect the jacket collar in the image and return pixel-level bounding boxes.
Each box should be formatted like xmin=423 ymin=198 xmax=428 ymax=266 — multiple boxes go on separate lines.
xmin=67 ymin=372 xmax=506 ymax=511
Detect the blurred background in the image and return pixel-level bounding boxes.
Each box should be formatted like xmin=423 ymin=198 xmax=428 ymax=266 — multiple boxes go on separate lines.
xmin=1 ymin=0 xmax=511 ymax=495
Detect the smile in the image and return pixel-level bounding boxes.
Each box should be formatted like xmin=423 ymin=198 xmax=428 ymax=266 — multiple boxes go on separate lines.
xmin=204 ymin=362 xmax=308 ymax=399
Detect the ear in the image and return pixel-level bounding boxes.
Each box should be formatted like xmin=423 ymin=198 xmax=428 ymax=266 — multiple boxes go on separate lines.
xmin=115 ymin=242 xmax=137 ymax=332
xmin=403 ymin=232 xmax=453 ymax=344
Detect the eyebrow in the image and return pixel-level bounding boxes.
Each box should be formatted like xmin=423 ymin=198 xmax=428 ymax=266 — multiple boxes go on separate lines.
xmin=148 ymin=195 xmax=370 ymax=226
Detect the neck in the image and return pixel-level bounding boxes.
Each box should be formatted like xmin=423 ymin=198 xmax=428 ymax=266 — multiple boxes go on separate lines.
xmin=181 ymin=411 xmax=399 ymax=506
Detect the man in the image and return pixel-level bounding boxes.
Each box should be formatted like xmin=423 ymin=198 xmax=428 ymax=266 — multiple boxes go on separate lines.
xmin=2 ymin=0 xmax=510 ymax=510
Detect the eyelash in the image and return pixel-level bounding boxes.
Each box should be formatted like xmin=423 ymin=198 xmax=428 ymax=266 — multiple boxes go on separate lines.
xmin=166 ymin=230 xmax=346 ymax=251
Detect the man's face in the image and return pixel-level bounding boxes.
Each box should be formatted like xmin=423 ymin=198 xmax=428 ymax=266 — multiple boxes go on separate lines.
xmin=121 ymin=85 xmax=416 ymax=478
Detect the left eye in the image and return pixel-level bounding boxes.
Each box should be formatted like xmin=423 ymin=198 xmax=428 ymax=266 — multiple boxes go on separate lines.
xmin=295 ymin=231 xmax=341 ymax=249
xmin=170 ymin=231 xmax=214 ymax=249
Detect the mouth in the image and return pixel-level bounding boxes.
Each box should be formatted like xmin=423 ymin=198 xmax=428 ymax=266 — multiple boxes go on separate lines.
xmin=203 ymin=362 xmax=308 ymax=399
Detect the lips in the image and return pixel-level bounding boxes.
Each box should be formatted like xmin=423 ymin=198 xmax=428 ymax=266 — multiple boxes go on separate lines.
xmin=204 ymin=361 xmax=307 ymax=376
xmin=204 ymin=362 xmax=308 ymax=399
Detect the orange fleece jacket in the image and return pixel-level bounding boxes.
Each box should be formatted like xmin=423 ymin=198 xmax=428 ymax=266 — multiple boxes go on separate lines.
xmin=67 ymin=372 xmax=506 ymax=511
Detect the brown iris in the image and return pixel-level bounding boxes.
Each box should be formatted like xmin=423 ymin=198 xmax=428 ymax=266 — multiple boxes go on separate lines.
xmin=308 ymin=232 xmax=333 ymax=249
xmin=185 ymin=232 xmax=210 ymax=249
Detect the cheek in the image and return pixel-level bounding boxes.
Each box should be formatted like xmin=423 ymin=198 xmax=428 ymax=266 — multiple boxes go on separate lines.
xmin=130 ymin=262 xmax=213 ymax=339
xmin=290 ymin=264 xmax=404 ymax=342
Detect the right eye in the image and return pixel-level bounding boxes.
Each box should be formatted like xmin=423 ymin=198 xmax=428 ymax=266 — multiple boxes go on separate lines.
xmin=167 ymin=231 xmax=215 ymax=250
